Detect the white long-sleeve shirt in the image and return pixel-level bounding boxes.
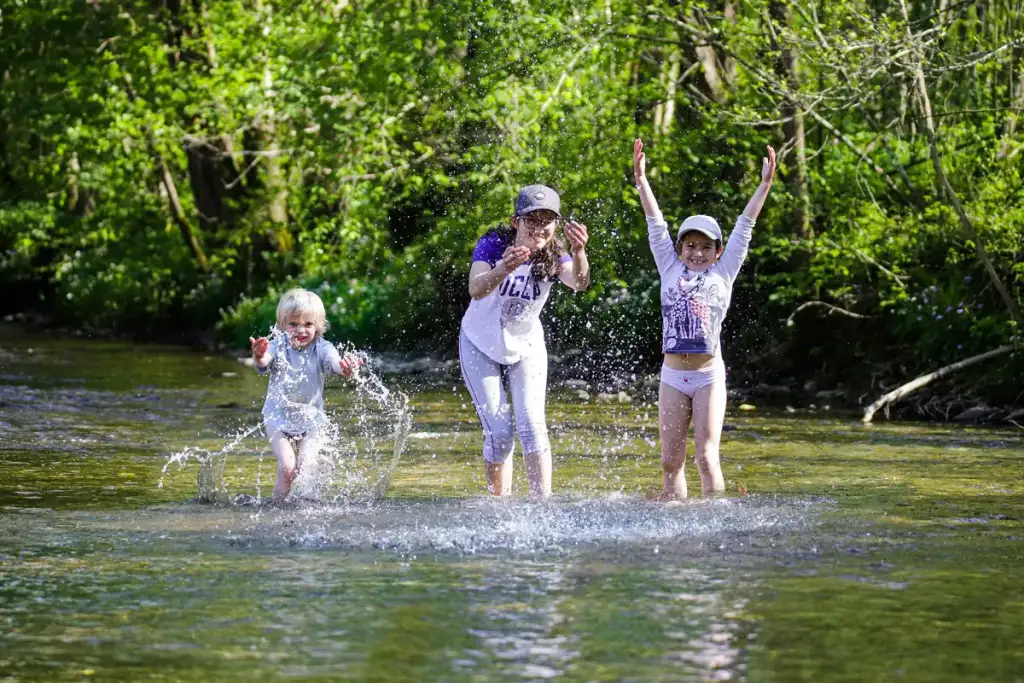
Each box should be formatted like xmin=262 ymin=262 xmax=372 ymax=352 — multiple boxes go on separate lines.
xmin=647 ymin=213 xmax=755 ymax=356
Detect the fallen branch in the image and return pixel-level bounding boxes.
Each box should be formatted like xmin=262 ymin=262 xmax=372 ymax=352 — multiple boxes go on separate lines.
xmin=861 ymin=345 xmax=1016 ymax=423
xmin=786 ymin=300 xmax=872 ymax=327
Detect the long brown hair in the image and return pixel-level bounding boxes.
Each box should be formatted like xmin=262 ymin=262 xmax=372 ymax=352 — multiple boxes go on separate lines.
xmin=484 ymin=219 xmax=567 ymax=280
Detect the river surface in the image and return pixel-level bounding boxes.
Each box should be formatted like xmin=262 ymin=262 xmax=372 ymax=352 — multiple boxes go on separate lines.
xmin=1 ymin=328 xmax=1021 ymax=682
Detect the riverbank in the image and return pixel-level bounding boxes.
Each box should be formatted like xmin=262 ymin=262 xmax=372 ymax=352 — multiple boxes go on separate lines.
xmin=3 ymin=317 xmax=1020 ymax=427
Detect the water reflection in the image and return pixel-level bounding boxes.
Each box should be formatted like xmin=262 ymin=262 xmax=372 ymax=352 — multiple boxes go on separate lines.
xmin=3 ymin=331 xmax=1024 ymax=681
xmin=1 ymin=501 xmax=782 ymax=682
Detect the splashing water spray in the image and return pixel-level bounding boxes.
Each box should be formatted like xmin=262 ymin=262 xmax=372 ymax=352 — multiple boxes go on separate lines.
xmin=160 ymin=335 xmax=412 ymax=506
xmin=158 ymin=423 xmax=264 ymax=504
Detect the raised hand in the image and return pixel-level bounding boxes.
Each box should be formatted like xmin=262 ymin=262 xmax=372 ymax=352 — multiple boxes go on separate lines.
xmin=564 ymin=220 xmax=589 ymax=253
xmin=339 ymin=353 xmax=364 ymax=377
xmin=249 ymin=336 xmax=269 ymax=359
xmin=741 ymin=144 xmax=777 ymax=221
xmin=501 ymin=245 xmax=531 ymax=271
xmin=762 ymin=145 xmax=776 ymax=185
xmin=633 ymin=138 xmax=646 ymax=185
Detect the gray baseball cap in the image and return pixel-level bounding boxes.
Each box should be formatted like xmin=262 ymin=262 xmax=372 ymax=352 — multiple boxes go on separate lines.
xmin=515 ymin=184 xmax=561 ymax=217
xmin=676 ymin=215 xmax=722 ymax=243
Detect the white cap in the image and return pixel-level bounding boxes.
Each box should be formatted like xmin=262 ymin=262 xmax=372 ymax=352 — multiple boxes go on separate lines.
xmin=676 ymin=215 xmax=722 ymax=243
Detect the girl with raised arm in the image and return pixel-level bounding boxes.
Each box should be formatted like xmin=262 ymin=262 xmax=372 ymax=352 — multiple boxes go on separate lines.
xmin=632 ymin=139 xmax=775 ymax=499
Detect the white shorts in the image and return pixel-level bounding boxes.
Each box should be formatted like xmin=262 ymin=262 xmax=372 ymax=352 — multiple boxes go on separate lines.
xmin=660 ymin=357 xmax=726 ymax=399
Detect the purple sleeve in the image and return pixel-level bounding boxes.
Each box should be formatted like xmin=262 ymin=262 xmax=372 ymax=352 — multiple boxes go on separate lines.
xmin=471 ymin=232 xmax=509 ymax=266
xmin=555 ymin=253 xmax=572 ymax=282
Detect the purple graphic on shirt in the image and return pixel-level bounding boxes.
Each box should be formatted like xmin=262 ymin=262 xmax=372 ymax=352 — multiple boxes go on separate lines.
xmin=663 ymin=271 xmax=726 ymax=355
xmin=500 ymin=298 xmax=532 ymax=328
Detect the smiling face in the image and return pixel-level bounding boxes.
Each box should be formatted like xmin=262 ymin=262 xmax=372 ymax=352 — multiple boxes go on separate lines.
xmin=676 ymin=230 xmax=723 ymax=271
xmin=284 ymin=311 xmax=319 ymax=349
xmin=513 ymin=210 xmax=560 ymax=253
xmin=275 ymin=288 xmax=328 ymax=349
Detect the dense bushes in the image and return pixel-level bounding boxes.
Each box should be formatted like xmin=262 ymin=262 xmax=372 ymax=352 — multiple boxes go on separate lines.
xmin=1 ymin=0 xmax=1020 ymax=404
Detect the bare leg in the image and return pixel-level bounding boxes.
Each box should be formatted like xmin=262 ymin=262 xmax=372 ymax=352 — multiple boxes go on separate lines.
xmin=523 ymin=448 xmax=552 ymax=498
xmin=659 ymin=381 xmax=693 ymax=500
xmin=269 ymin=430 xmax=298 ymax=502
xmin=486 ymin=454 xmax=514 ymax=496
xmin=692 ymin=380 xmax=727 ymax=495
xmin=293 ymin=433 xmax=323 ymax=500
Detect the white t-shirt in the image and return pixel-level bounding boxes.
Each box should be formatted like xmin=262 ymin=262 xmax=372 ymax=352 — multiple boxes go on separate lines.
xmin=257 ymin=335 xmax=342 ymax=434
xmin=647 ymin=213 xmax=755 ymax=357
xmin=460 ymin=230 xmax=572 ymax=365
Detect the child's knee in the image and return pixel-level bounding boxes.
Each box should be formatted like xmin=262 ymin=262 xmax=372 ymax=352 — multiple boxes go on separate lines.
xmin=695 ymin=447 xmax=720 ymax=471
xmin=483 ymin=429 xmax=514 ymax=463
xmin=661 ymin=451 xmax=685 ymax=471
xmin=277 ymin=463 xmax=298 ymax=481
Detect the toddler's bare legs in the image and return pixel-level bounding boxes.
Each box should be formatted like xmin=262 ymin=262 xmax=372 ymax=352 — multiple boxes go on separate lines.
xmin=270 ymin=430 xmax=298 ymax=501
xmin=293 ymin=434 xmax=323 ymax=499
xmin=486 ymin=454 xmax=514 ymax=496
xmin=523 ymin=448 xmax=552 ymax=498
xmin=659 ymin=381 xmax=693 ymax=500
xmin=692 ymin=381 xmax=727 ymax=494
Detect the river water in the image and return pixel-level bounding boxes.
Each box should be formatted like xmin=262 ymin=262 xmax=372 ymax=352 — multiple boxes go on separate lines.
xmin=1 ymin=328 xmax=1021 ymax=682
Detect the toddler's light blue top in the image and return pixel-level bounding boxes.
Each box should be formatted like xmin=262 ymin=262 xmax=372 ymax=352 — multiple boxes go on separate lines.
xmin=257 ymin=335 xmax=342 ymax=434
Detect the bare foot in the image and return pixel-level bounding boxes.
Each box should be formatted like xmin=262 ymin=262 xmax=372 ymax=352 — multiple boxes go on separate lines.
xmin=645 ymin=489 xmax=688 ymax=503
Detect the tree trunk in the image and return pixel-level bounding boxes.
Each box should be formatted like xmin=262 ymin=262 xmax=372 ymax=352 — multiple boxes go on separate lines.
xmin=253 ymin=64 xmax=291 ymax=251
xmin=999 ymin=51 xmax=1024 ymax=145
xmin=769 ymin=0 xmax=812 ymax=240
xmin=160 ymin=157 xmax=209 ymax=271
xmin=65 ymin=153 xmax=96 ymax=217
xmin=654 ymin=49 xmax=682 ymax=135
xmin=689 ymin=9 xmax=726 ymax=102
xmin=900 ymin=0 xmax=1024 ymax=329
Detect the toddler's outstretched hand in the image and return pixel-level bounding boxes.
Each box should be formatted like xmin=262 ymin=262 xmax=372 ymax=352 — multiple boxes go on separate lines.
xmin=339 ymin=353 xmax=364 ymax=377
xmin=249 ymin=336 xmax=269 ymax=359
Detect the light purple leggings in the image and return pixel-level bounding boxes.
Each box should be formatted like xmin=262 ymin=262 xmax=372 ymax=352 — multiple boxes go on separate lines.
xmin=459 ymin=330 xmax=551 ymax=464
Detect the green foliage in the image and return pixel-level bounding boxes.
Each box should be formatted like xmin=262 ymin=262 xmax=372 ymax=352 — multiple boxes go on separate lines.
xmin=1 ymin=0 xmax=1021 ymax=401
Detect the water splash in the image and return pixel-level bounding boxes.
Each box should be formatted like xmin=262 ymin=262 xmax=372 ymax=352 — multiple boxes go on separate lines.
xmin=159 ymin=342 xmax=411 ymax=506
xmin=158 ymin=424 xmax=263 ymax=504
xmin=225 ymin=494 xmax=828 ymax=557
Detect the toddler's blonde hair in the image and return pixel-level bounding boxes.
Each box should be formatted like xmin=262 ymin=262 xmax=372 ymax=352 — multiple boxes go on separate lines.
xmin=275 ymin=288 xmax=328 ymax=336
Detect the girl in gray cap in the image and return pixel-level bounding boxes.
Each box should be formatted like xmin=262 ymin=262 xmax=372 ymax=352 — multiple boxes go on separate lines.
xmin=459 ymin=185 xmax=591 ymax=497
xmin=633 ymin=138 xmax=776 ymax=500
